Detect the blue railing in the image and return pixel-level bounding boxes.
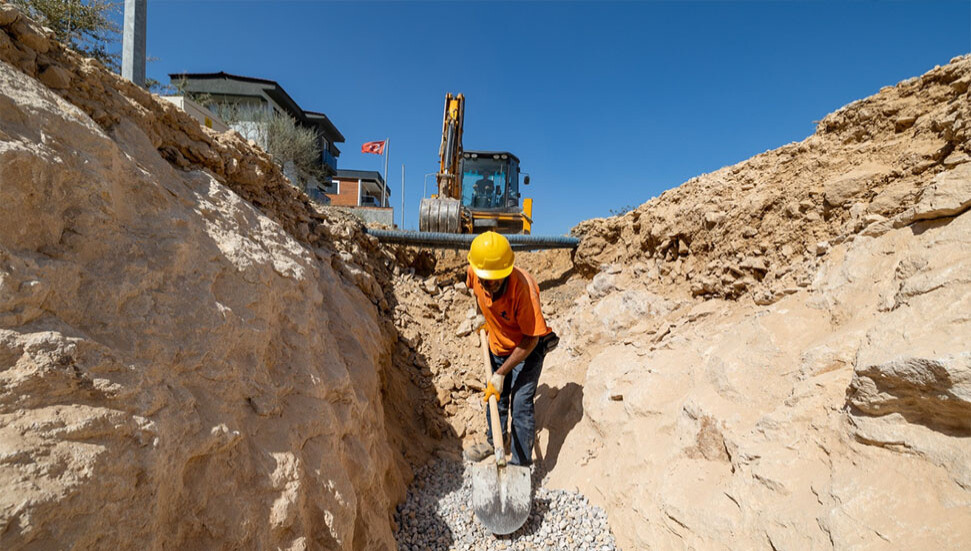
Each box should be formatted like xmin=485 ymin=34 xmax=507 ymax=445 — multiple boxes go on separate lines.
xmin=321 ymin=149 xmax=338 ymax=171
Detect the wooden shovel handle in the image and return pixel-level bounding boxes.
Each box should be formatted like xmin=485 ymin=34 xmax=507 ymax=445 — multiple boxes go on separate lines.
xmin=479 ymin=329 xmax=506 ymax=467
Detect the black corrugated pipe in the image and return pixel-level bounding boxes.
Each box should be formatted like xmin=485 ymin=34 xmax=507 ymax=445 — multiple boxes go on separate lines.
xmin=364 ymin=229 xmax=580 ymax=251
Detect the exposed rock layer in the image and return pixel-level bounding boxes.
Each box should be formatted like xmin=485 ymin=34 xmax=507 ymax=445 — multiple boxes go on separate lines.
xmin=406 ymin=56 xmax=971 ymax=550
xmin=0 ymin=6 xmax=445 ymax=550
xmin=2 ymin=3 xmax=970 ymax=549
xmin=536 ymin=56 xmax=971 ymax=550
xmin=573 ymin=56 xmax=971 ymax=304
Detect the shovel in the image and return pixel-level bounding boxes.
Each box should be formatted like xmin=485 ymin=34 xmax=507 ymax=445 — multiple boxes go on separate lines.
xmin=472 ymin=328 xmax=532 ymax=535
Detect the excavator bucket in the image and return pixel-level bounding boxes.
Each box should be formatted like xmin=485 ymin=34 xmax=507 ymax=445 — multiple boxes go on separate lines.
xmin=419 ymin=196 xmax=464 ymax=233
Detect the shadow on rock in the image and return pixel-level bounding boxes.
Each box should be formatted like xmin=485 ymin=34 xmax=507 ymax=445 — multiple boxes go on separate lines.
xmin=534 ymin=382 xmax=584 ymax=472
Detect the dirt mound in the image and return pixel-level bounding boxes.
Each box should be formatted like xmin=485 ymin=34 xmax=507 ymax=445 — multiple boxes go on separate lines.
xmin=574 ymin=55 xmax=971 ymax=304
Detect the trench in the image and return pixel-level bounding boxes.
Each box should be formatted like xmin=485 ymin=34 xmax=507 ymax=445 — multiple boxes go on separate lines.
xmin=383 ymin=248 xmax=618 ymax=550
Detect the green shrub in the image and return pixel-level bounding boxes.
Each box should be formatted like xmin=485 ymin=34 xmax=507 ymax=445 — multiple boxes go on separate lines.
xmin=12 ymin=0 xmax=119 ymax=70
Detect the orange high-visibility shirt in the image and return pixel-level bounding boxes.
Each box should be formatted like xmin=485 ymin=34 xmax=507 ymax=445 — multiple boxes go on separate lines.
xmin=467 ymin=266 xmax=551 ymax=356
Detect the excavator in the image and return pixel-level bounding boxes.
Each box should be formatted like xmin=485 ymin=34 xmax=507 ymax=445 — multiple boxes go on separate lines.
xmin=364 ymin=94 xmax=576 ymax=251
xmin=419 ymin=94 xmax=533 ymax=234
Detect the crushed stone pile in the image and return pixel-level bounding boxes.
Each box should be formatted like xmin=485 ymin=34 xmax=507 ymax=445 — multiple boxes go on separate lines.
xmin=394 ymin=459 xmax=617 ymax=551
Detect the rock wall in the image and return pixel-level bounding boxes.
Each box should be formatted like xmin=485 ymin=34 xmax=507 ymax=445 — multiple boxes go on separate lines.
xmin=574 ymin=56 xmax=971 ymax=305
xmin=539 ymin=56 xmax=971 ymax=550
xmin=0 ymin=6 xmax=442 ymax=549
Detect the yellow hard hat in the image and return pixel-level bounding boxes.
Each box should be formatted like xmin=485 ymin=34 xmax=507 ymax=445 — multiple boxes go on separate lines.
xmin=468 ymin=231 xmax=514 ymax=280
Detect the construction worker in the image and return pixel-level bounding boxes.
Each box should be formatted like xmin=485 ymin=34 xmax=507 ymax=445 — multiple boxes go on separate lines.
xmin=465 ymin=231 xmax=554 ymax=467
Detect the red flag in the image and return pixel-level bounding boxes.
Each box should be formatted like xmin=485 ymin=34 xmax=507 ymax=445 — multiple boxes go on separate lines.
xmin=361 ymin=140 xmax=386 ymax=155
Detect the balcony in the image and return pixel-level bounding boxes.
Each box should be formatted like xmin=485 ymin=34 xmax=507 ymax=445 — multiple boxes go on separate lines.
xmin=321 ymin=149 xmax=338 ymax=172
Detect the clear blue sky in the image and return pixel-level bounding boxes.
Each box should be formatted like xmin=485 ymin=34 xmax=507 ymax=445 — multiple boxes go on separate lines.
xmin=137 ymin=1 xmax=969 ymax=235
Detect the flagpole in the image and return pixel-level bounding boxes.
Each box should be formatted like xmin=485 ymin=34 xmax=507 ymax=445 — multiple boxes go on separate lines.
xmin=382 ymin=138 xmax=389 ymax=208
xmin=401 ymin=164 xmax=405 ymax=228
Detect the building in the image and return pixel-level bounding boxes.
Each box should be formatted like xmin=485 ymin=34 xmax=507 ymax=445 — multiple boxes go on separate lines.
xmin=160 ymin=95 xmax=230 ymax=132
xmin=168 ymin=72 xmax=343 ymax=201
xmin=328 ymin=169 xmax=394 ymax=227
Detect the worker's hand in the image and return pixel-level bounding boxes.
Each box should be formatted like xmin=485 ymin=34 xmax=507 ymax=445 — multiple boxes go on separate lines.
xmin=473 ymin=314 xmax=486 ymax=332
xmin=482 ymin=372 xmax=505 ymax=403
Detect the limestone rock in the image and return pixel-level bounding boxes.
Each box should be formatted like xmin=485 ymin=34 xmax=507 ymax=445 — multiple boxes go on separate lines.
xmin=586 ymin=271 xmax=618 ymax=300
xmin=546 ymin=56 xmax=971 ymax=551
xmin=823 ymin=166 xmax=884 ymax=207
xmin=895 ymin=115 xmax=918 ymax=132
xmin=739 ymin=256 xmax=767 ymax=273
xmin=942 ymin=149 xmax=970 ymax=168
xmin=704 ymin=211 xmax=726 ymax=228
xmin=0 ymin=17 xmax=428 ymax=549
xmin=10 ymin=19 xmax=48 ymax=53
xmin=905 ymin=163 xmax=971 ymax=222
xmin=422 ymin=275 xmax=438 ymax=294
xmin=847 ymin=354 xmax=971 ymax=433
xmin=0 ymin=5 xmax=19 ymax=26
xmin=455 ymin=318 xmax=473 ymax=337
xmin=38 ymin=64 xmax=71 ymax=89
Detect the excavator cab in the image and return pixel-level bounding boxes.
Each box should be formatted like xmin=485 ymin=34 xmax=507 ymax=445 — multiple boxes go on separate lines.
xmin=461 ymin=151 xmax=531 ymax=233
xmin=461 ymin=152 xmax=520 ymax=210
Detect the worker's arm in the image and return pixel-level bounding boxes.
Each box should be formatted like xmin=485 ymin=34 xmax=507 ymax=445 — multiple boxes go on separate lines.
xmin=496 ymin=335 xmax=539 ymax=376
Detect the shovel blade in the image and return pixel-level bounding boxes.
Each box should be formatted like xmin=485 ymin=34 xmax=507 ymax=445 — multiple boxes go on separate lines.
xmin=472 ymin=463 xmax=532 ymax=535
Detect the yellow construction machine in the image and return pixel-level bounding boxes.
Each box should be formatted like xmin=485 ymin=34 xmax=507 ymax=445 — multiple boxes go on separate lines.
xmin=419 ymin=93 xmax=533 ymax=234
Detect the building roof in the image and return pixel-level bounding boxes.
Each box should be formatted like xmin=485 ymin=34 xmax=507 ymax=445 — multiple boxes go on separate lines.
xmin=336 ymin=169 xmax=385 ymax=185
xmin=169 ymin=71 xmax=278 ymax=86
xmin=304 ymin=111 xmax=345 ymax=143
xmin=169 ymin=72 xmax=344 ymax=142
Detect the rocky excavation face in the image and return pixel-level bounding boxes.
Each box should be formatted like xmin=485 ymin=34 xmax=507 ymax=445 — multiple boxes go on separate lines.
xmin=397 ymin=56 xmax=971 ymax=550
xmin=1 ymin=3 xmax=970 ymax=550
xmin=0 ymin=7 xmax=442 ymax=550
xmin=573 ymin=56 xmax=971 ymax=306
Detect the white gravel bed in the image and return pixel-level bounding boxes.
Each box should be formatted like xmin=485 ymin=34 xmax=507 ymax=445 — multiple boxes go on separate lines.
xmin=394 ymin=458 xmax=618 ymax=550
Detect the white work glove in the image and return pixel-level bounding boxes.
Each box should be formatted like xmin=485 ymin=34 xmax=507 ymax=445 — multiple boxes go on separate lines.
xmin=491 ymin=372 xmax=505 ymax=394
xmin=483 ymin=372 xmax=505 ymax=403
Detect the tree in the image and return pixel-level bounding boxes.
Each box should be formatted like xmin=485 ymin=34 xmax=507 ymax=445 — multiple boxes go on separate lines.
xmin=609 ymin=204 xmax=637 ymax=216
xmin=11 ymin=0 xmax=120 ymax=70
xmin=215 ymin=103 xmax=326 ymax=191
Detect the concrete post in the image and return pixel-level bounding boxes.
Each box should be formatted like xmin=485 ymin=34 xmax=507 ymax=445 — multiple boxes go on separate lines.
xmin=122 ymin=0 xmax=146 ymax=86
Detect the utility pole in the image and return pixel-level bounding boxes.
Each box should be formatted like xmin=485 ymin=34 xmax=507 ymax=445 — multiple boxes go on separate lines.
xmin=122 ymin=0 xmax=146 ymax=86
xmin=401 ymin=164 xmax=405 ymax=228
xmin=382 ymin=138 xmax=389 ymax=208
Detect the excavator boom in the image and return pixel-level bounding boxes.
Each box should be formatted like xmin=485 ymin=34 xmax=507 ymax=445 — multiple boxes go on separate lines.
xmin=419 ymin=93 xmax=533 ymax=234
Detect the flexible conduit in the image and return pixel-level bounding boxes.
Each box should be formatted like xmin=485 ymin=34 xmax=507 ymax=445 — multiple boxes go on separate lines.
xmin=364 ymin=229 xmax=580 ymax=251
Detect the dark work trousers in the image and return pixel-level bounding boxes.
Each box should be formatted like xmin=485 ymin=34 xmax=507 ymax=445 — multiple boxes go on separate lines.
xmin=486 ymin=344 xmax=545 ymax=467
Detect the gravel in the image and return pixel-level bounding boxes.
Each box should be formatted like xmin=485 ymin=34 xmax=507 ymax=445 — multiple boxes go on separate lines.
xmin=394 ymin=458 xmax=618 ymax=550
